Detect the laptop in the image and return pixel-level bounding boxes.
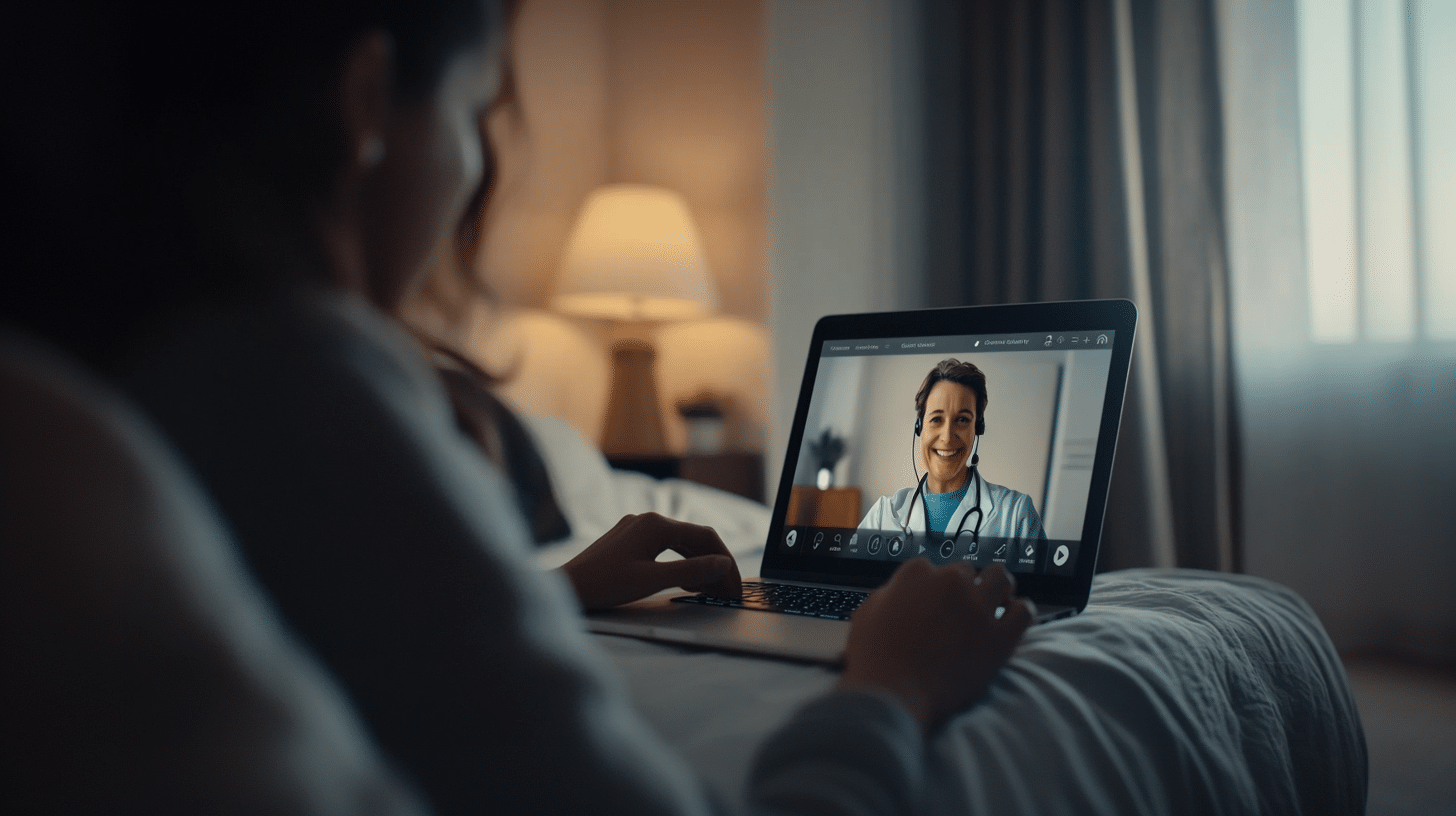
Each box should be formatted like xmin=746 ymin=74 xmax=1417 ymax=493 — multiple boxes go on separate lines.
xmin=587 ymin=299 xmax=1137 ymax=664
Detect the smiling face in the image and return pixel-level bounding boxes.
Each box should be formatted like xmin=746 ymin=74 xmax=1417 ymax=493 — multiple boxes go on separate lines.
xmin=920 ymin=380 xmax=979 ymax=493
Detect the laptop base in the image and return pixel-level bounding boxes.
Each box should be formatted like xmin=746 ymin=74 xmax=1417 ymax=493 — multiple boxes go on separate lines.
xmin=587 ymin=593 xmax=849 ymax=665
xmin=586 ymin=585 xmax=1077 ymax=666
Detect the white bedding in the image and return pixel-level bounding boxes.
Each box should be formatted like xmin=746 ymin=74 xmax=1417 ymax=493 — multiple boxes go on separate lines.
xmin=523 ymin=414 xmax=772 ymax=573
xmin=523 ymin=415 xmax=1368 ymax=814
xmin=601 ymin=570 xmax=1366 ymax=815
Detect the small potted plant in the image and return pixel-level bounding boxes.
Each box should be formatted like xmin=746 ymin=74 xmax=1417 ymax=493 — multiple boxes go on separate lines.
xmin=808 ymin=428 xmax=846 ymax=490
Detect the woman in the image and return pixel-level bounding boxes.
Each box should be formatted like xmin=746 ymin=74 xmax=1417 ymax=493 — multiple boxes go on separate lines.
xmin=4 ymin=2 xmax=1031 ymax=814
xmin=860 ymin=359 xmax=1047 ymax=557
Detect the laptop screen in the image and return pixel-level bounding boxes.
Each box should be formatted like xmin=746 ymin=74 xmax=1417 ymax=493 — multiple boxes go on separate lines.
xmin=762 ymin=301 xmax=1136 ymax=603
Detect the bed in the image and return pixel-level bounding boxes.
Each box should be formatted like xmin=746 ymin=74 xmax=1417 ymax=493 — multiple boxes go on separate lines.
xmin=3 ymin=332 xmax=1366 ymax=814
xmin=524 ymin=414 xmax=1369 ymax=815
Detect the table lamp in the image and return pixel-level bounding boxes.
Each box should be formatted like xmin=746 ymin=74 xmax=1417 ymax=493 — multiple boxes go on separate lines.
xmin=550 ymin=184 xmax=719 ymax=456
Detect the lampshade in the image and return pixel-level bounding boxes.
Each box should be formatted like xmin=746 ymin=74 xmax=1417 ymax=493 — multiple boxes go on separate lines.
xmin=551 ymin=184 xmax=719 ymax=321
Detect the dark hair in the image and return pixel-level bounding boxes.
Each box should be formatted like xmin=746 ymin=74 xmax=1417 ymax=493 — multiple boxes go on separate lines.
xmin=1 ymin=1 xmax=502 ymax=368
xmin=128 ymin=1 xmax=499 ymax=108
xmin=128 ymin=0 xmax=502 ymax=217
xmin=131 ymin=1 xmax=499 ymax=176
xmin=914 ymin=358 xmax=988 ymax=433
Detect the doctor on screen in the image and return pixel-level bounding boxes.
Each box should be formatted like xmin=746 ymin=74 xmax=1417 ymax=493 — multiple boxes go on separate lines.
xmin=859 ymin=358 xmax=1047 ymax=553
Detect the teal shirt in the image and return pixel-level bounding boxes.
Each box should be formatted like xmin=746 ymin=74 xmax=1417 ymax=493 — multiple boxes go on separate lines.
xmin=923 ymin=478 xmax=970 ymax=533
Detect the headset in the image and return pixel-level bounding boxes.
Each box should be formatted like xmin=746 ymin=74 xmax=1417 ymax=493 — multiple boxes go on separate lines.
xmin=905 ymin=409 xmax=985 ymax=555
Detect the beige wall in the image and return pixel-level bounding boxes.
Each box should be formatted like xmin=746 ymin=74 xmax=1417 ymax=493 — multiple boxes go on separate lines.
xmin=604 ymin=0 xmax=767 ymax=322
xmin=470 ymin=0 xmax=771 ymax=456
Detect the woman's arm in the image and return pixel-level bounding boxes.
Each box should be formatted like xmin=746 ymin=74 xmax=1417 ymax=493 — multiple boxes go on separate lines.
xmin=117 ymin=292 xmax=1014 ymax=816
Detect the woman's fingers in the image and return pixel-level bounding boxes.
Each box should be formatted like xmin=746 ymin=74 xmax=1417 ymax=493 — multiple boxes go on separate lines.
xmin=998 ymin=596 xmax=1035 ymax=631
xmin=659 ymin=516 xmax=735 ymax=561
xmin=971 ymin=562 xmax=1015 ymax=602
xmin=560 ymin=514 xmax=743 ymax=609
xmin=619 ymin=513 xmax=734 ymax=561
xmin=647 ymin=517 xmax=740 ymax=597
xmin=841 ymin=558 xmax=1035 ymax=734
xmin=656 ymin=554 xmax=740 ymax=597
xmin=964 ymin=564 xmax=1031 ymax=635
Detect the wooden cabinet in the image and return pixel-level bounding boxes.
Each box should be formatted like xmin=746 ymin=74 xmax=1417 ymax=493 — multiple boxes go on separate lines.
xmin=785 ymin=486 xmax=862 ymax=528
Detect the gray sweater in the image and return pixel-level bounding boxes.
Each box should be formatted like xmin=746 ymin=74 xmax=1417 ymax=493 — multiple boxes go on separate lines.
xmin=116 ymin=288 xmax=925 ymax=816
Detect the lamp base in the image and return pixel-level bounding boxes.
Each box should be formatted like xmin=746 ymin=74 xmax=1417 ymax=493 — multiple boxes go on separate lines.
xmin=600 ymin=337 xmax=667 ymax=456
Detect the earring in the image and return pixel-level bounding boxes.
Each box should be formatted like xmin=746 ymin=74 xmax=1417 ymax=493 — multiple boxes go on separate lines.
xmin=358 ymin=135 xmax=386 ymax=168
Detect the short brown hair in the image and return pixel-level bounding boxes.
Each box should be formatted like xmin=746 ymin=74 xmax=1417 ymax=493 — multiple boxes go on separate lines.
xmin=914 ymin=358 xmax=987 ymax=434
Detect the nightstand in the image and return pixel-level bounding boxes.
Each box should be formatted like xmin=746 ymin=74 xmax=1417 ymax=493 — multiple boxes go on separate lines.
xmin=607 ymin=453 xmax=765 ymax=503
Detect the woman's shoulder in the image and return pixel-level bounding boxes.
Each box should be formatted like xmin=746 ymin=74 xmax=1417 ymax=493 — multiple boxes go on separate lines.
xmin=860 ymin=486 xmax=914 ymax=517
xmin=117 ymin=286 xmax=446 ymax=422
xmin=982 ymin=477 xmax=1033 ymax=506
xmin=108 ymin=285 xmax=485 ymax=547
xmin=885 ymin=484 xmax=918 ymax=506
xmin=871 ymin=485 xmax=918 ymax=518
xmin=859 ymin=487 xmax=907 ymax=530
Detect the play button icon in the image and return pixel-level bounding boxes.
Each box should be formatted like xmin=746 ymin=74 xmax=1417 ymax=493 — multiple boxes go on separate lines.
xmin=1053 ymin=544 xmax=1070 ymax=567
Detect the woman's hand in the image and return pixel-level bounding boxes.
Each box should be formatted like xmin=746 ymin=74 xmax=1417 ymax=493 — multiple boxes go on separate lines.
xmin=559 ymin=513 xmax=743 ymax=611
xmin=840 ymin=561 xmax=1032 ymax=735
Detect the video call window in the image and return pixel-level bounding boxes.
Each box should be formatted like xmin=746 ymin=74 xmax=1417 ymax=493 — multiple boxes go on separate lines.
xmin=783 ymin=334 xmax=1114 ymax=576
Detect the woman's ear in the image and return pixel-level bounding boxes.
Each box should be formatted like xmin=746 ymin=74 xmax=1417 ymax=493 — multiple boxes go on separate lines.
xmin=339 ymin=31 xmax=394 ymax=171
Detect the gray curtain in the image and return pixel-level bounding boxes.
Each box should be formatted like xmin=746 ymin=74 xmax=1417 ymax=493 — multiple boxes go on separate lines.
xmin=918 ymin=0 xmax=1240 ymax=571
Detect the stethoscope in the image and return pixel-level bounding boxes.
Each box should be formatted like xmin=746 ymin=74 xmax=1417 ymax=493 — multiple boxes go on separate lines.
xmin=900 ymin=435 xmax=985 ymax=556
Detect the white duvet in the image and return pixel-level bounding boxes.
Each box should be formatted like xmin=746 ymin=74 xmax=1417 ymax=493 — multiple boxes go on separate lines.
xmin=523 ymin=414 xmax=772 ymax=574
xmin=524 ymin=415 xmax=1368 ymax=815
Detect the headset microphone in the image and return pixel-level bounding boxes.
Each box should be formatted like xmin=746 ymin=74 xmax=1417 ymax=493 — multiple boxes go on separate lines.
xmin=910 ymin=421 xmax=921 ymax=482
xmin=903 ymin=412 xmax=986 ymax=554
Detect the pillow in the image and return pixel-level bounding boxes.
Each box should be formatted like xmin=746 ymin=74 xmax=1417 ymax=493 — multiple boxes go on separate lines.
xmin=520 ymin=413 xmax=772 ymax=573
xmin=517 ymin=412 xmax=619 ymax=533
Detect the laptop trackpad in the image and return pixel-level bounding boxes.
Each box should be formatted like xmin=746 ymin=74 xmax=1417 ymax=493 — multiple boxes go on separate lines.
xmin=586 ymin=597 xmax=848 ymax=666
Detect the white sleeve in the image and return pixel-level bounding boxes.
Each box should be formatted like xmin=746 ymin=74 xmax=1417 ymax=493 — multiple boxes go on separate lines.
xmin=1014 ymin=492 xmax=1048 ymax=541
xmin=858 ymin=496 xmax=891 ymax=530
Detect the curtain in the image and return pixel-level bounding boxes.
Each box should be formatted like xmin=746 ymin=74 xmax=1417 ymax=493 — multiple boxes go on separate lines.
xmin=1220 ymin=0 xmax=1456 ymax=662
xmin=917 ymin=0 xmax=1239 ymax=571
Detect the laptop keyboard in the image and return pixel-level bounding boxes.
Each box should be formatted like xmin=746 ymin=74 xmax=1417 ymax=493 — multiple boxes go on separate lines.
xmin=672 ymin=581 xmax=870 ymax=621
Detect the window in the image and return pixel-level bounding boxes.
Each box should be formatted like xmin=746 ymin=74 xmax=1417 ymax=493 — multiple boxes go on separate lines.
xmin=1297 ymin=0 xmax=1456 ymax=342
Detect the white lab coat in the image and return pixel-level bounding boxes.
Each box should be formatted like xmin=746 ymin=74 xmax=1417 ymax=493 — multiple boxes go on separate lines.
xmin=857 ymin=472 xmax=1047 ymax=542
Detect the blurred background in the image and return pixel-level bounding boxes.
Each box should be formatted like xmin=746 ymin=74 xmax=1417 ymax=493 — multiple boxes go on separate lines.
xmin=433 ymin=4 xmax=1454 ymax=809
